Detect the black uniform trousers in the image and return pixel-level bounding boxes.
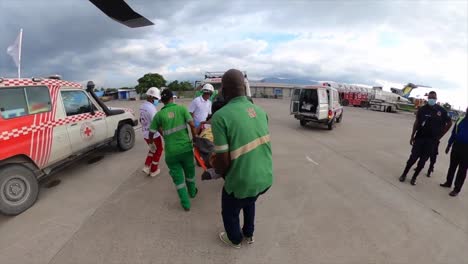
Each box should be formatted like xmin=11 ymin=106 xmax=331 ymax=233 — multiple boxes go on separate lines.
xmin=428 ymin=141 xmax=440 ymax=173
xmin=445 ymin=142 xmax=468 ymax=192
xmin=402 ymin=137 xmax=438 ymax=179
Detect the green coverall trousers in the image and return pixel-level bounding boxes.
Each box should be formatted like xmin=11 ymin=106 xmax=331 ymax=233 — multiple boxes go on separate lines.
xmin=165 ymin=151 xmax=197 ymax=210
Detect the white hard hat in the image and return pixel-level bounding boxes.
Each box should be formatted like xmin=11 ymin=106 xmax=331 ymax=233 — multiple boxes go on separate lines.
xmin=146 ymin=87 xmax=161 ymax=99
xmin=202 ymin=83 xmax=215 ymax=93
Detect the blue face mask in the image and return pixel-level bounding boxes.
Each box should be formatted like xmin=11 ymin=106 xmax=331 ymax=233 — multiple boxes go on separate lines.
xmin=153 ymin=100 xmax=159 ymax=107
xmin=427 ymin=99 xmax=437 ymax=106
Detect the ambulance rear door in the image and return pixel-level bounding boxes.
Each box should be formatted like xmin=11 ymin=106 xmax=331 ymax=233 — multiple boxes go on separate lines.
xmin=317 ymin=88 xmax=329 ymax=120
xmin=290 ymin=88 xmax=301 ymax=114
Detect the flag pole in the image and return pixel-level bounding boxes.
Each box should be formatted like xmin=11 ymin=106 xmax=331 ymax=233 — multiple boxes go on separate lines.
xmin=18 ymin=28 xmax=23 ymax=79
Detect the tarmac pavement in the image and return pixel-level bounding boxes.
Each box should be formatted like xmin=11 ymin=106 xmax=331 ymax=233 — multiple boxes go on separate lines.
xmin=0 ymin=99 xmax=467 ymax=264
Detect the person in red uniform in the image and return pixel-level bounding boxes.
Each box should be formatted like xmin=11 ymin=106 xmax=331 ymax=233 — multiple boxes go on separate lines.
xmin=139 ymin=87 xmax=164 ymax=177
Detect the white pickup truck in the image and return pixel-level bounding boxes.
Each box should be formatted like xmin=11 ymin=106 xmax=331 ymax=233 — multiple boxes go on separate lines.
xmin=0 ymin=77 xmax=138 ymax=215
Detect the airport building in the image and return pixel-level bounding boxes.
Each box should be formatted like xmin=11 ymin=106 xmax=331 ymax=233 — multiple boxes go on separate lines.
xmin=250 ymin=82 xmax=298 ymax=99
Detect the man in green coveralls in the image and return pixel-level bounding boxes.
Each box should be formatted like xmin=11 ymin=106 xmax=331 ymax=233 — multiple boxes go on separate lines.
xmin=148 ymin=89 xmax=198 ymax=211
xmin=211 ymin=69 xmax=273 ymax=248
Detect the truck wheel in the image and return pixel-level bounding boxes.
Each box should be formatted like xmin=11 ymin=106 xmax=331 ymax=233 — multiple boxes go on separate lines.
xmin=117 ymin=124 xmax=135 ymax=151
xmin=386 ymin=106 xmax=392 ymax=113
xmin=336 ymin=113 xmax=343 ymax=123
xmin=300 ymin=120 xmax=307 ymax=127
xmin=342 ymin=99 xmax=349 ymax=106
xmin=0 ymin=164 xmax=39 ymax=216
xmin=327 ymin=119 xmax=335 ymax=130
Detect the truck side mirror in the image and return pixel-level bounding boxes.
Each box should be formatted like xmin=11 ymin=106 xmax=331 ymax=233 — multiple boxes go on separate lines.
xmin=89 ymin=100 xmax=96 ymax=115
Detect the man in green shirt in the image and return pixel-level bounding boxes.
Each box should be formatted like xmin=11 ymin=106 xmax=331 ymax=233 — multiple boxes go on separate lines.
xmin=211 ymin=69 xmax=273 ymax=248
xmin=149 ymin=89 xmax=198 ymax=211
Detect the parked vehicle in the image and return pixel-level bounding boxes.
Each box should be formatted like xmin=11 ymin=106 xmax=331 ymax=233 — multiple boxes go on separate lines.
xmin=0 ymin=77 xmax=138 ymax=215
xmin=194 ymin=71 xmax=252 ymax=100
xmin=368 ymin=86 xmax=410 ymax=113
xmin=290 ymin=85 xmax=344 ymax=130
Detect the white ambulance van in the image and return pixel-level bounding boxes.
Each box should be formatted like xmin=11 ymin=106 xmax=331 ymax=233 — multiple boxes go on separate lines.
xmin=290 ymin=85 xmax=344 ymax=130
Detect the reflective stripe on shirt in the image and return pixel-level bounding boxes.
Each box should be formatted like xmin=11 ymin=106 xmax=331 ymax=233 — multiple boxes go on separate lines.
xmin=163 ymin=124 xmax=187 ymax=136
xmin=214 ymin=144 xmax=229 ymax=152
xmin=230 ymin=134 xmax=270 ymax=160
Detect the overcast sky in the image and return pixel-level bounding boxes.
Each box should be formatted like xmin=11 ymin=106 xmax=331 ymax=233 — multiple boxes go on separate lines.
xmin=1 ymin=0 xmax=467 ymax=109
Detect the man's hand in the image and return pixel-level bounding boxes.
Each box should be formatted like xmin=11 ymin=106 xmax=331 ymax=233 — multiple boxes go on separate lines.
xmin=192 ymin=136 xmax=200 ymax=147
xmin=188 ymin=120 xmax=197 ymax=138
xmin=214 ymin=152 xmax=231 ymax=177
xmin=149 ymin=142 xmax=156 ymax=153
xmin=445 ymin=145 xmax=451 ymax=154
xmin=410 ymin=137 xmax=415 ymax=146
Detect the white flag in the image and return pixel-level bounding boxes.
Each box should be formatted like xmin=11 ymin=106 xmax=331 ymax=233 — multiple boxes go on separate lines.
xmin=7 ymin=30 xmax=22 ymax=67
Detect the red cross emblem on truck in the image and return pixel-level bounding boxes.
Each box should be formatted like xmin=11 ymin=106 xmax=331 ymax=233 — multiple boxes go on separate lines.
xmin=80 ymin=122 xmax=95 ymax=140
xmin=84 ymin=127 xmax=92 ymax=137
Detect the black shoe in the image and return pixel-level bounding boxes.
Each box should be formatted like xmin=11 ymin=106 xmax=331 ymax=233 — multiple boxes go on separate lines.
xmin=440 ymin=182 xmax=451 ymax=188
xmin=426 ymin=171 xmax=432 ymax=178
xmin=410 ymin=177 xmax=417 ymax=186
xmin=399 ymin=175 xmax=406 ymax=182
xmin=449 ymin=190 xmax=459 ymax=197
xmin=201 ymin=171 xmax=211 ymax=180
xmin=189 ymin=188 xmax=198 ymax=199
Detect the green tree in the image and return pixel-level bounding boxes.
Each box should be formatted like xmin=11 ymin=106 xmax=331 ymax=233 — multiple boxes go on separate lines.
xmin=179 ymin=81 xmax=193 ymax=91
xmin=168 ymin=80 xmax=180 ymax=91
xmin=100 ymin=87 xmax=105 ymax=92
xmin=136 ymin=73 xmax=166 ymax=94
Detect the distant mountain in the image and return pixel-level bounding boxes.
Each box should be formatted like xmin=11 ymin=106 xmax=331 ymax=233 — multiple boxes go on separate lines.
xmin=258 ymin=77 xmax=320 ymax=85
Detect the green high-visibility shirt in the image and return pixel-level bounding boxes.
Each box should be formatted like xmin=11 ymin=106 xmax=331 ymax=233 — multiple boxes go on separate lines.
xmin=211 ymin=96 xmax=273 ymax=199
xmin=150 ymin=103 xmax=193 ymax=156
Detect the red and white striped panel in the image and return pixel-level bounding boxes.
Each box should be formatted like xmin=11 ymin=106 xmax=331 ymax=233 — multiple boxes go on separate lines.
xmin=0 ymin=78 xmax=82 ymax=88
xmin=0 ymin=112 xmax=106 ymax=141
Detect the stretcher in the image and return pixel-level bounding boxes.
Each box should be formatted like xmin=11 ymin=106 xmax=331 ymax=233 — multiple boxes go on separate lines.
xmin=193 ymin=137 xmax=220 ymax=180
xmin=194 ymin=147 xmax=207 ymax=171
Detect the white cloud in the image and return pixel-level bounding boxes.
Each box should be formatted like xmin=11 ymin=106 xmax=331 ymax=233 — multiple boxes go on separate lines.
xmin=1 ymin=0 xmax=466 ymax=108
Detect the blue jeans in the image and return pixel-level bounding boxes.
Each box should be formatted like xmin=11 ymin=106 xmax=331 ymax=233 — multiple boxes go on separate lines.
xmin=221 ymin=188 xmax=258 ymax=245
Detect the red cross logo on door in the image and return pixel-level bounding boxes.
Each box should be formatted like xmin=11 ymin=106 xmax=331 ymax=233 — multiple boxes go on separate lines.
xmin=84 ymin=127 xmax=92 ymax=137
xmin=80 ymin=122 xmax=95 ymax=140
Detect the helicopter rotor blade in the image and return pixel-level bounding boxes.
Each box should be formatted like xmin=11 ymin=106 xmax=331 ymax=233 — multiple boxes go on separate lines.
xmin=89 ymin=0 xmax=154 ymax=28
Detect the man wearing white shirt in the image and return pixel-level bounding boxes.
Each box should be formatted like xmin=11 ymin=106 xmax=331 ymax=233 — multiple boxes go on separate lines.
xmin=140 ymin=87 xmax=163 ymax=177
xmin=189 ymin=84 xmax=214 ymax=128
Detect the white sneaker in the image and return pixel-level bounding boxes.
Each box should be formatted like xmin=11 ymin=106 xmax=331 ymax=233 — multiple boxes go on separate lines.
xmin=219 ymin=232 xmax=241 ymax=249
xmin=244 ymin=236 xmax=255 ymax=244
xmin=150 ymin=169 xmax=161 ymax=177
xmin=142 ymin=166 xmax=150 ymax=175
